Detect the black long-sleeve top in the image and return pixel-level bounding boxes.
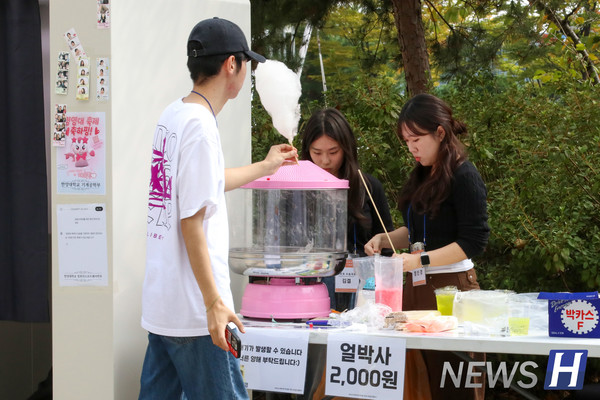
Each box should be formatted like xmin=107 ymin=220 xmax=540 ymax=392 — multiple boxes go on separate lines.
xmin=350 ymin=173 xmax=395 ymax=257
xmin=402 ymin=161 xmax=489 ymax=258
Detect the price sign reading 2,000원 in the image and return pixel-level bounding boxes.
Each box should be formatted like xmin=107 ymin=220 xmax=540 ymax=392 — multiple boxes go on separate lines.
xmin=325 ymin=333 xmax=406 ymax=399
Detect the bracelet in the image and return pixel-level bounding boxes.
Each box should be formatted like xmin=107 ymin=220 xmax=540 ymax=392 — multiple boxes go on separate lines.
xmin=205 ymin=295 xmax=220 ymax=312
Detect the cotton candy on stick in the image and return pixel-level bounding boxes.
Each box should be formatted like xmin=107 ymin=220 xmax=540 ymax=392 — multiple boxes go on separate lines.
xmin=255 ymin=60 xmax=302 ymax=145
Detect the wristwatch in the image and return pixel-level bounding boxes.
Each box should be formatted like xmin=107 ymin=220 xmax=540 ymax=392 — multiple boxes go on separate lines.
xmin=420 ymin=252 xmax=430 ymax=268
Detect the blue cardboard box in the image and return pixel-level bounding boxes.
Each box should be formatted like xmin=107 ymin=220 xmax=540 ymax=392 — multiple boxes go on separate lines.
xmin=537 ymin=292 xmax=600 ymax=338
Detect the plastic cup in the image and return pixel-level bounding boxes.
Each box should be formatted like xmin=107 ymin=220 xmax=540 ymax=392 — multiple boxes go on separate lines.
xmin=508 ymin=299 xmax=530 ymax=336
xmin=508 ymin=317 xmax=530 ymax=336
xmin=353 ymin=256 xmax=375 ymax=307
xmin=374 ymin=256 xmax=403 ymax=311
xmin=435 ymin=286 xmax=458 ymax=316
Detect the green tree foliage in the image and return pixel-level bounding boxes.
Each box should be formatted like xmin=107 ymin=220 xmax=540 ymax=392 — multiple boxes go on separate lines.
xmin=249 ymin=2 xmax=600 ymax=394
xmin=250 ymin=1 xmax=600 ymax=295
xmin=250 ymin=0 xmax=334 ymax=71
xmin=425 ymin=0 xmax=600 ymax=86
xmin=439 ymin=79 xmax=600 ymax=293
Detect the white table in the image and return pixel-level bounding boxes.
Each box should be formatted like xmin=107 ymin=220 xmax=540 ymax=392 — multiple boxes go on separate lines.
xmin=306 ymin=328 xmax=600 ymax=357
xmin=243 ymin=320 xmax=600 ymax=399
xmin=244 ymin=319 xmax=600 ymax=357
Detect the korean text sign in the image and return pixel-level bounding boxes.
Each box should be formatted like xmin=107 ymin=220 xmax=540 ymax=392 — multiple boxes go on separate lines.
xmin=56 ymin=112 xmax=105 ymax=195
xmin=326 ymin=332 xmax=405 ymax=399
xmin=240 ymin=327 xmax=310 ymax=394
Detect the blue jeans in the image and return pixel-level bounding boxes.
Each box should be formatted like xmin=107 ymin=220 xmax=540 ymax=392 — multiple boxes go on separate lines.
xmin=139 ymin=332 xmax=249 ymax=400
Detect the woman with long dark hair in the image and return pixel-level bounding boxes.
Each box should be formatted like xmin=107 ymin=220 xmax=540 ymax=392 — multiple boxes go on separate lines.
xmin=301 ymin=107 xmax=394 ymax=311
xmin=365 ymin=93 xmax=490 ymax=400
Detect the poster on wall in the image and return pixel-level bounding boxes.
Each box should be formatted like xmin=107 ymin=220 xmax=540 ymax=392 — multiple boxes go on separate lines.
xmin=57 ymin=203 xmax=108 ymax=287
xmin=56 ymin=112 xmax=106 ymax=195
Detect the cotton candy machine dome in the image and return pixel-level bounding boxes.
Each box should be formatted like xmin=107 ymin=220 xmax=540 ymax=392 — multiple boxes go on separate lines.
xmin=229 ymin=160 xmax=349 ymax=278
xmin=229 ymin=160 xmax=349 ymax=319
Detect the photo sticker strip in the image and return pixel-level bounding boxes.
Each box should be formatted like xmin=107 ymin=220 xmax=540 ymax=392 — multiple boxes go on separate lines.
xmin=56 ymin=52 xmax=70 ymax=95
xmin=76 ymin=57 xmax=90 ymax=101
xmin=97 ymin=0 xmax=110 ymax=29
xmin=64 ymin=28 xmax=86 ymax=59
xmin=53 ymin=104 xmax=67 ymax=147
xmin=96 ymin=58 xmax=109 ymax=102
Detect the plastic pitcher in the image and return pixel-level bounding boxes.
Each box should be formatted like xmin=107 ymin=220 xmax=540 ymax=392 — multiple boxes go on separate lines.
xmin=374 ymin=256 xmax=403 ymax=311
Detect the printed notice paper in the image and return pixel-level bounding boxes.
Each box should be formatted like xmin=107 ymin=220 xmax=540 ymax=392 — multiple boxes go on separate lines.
xmin=57 ymin=204 xmax=108 ymax=286
xmin=240 ymin=327 xmax=310 ymax=394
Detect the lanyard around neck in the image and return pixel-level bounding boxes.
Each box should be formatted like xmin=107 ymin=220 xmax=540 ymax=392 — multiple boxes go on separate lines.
xmin=407 ymin=203 xmax=426 ymax=247
xmin=191 ymin=90 xmax=216 ymax=122
xmin=353 ymin=223 xmax=357 ymax=255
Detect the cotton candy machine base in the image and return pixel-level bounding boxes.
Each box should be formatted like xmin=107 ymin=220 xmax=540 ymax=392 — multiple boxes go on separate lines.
xmin=240 ymin=278 xmax=330 ymax=319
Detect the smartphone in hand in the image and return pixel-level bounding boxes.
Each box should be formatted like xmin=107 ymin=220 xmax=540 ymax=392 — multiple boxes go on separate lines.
xmin=225 ymin=322 xmax=241 ymax=358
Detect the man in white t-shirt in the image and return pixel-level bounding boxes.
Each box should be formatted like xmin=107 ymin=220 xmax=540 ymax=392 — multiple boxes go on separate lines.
xmin=139 ymin=17 xmax=297 ymax=400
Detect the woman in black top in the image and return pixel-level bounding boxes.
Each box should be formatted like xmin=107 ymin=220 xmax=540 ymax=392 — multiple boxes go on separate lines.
xmin=301 ymin=108 xmax=394 ymax=311
xmin=365 ymin=93 xmax=489 ymax=296
xmin=365 ymin=93 xmax=489 ymax=400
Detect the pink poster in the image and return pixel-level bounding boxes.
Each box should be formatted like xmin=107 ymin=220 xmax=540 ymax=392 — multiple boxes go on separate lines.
xmin=56 ymin=112 xmax=106 ymax=194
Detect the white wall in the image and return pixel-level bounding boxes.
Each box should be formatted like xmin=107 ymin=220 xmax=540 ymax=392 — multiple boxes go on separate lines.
xmin=50 ymin=1 xmax=252 ymax=398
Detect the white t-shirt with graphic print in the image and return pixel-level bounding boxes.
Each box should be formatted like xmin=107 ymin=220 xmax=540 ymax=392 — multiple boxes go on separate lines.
xmin=142 ymin=98 xmax=234 ymax=337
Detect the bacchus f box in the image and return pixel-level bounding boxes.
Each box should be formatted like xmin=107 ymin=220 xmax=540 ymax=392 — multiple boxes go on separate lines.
xmin=538 ymin=292 xmax=600 ymax=338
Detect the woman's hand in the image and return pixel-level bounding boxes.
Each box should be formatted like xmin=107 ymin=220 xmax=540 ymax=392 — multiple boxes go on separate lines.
xmin=364 ymin=234 xmax=385 ymax=256
xmin=392 ymin=252 xmax=421 ymax=272
xmin=261 ymin=144 xmax=298 ymax=176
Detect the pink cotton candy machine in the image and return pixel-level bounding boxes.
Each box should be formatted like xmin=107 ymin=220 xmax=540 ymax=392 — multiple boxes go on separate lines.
xmin=230 ymin=160 xmax=348 ymax=320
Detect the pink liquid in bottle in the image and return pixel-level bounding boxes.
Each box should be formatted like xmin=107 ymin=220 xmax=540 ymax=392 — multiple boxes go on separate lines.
xmin=375 ymin=288 xmax=403 ymax=311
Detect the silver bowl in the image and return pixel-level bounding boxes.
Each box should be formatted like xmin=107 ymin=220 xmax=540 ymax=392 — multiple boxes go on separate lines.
xmin=229 ymin=246 xmax=347 ymax=278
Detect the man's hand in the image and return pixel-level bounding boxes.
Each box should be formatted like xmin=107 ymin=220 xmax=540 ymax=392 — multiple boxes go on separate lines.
xmin=261 ymin=144 xmax=298 ymax=176
xmin=206 ymin=298 xmax=245 ymax=351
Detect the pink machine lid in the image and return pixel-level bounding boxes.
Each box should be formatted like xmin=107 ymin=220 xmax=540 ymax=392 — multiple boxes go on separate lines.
xmin=242 ymin=160 xmax=349 ymax=189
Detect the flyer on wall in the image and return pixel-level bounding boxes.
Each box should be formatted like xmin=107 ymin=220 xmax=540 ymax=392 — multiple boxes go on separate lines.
xmin=56 ymin=112 xmax=106 ymax=195
xmin=57 ymin=203 xmax=108 ymax=287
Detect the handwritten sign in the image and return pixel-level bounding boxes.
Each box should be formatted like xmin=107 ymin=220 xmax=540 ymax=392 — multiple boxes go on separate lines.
xmin=326 ymin=332 xmax=405 ymax=399
xmin=240 ymin=327 xmax=310 ymax=394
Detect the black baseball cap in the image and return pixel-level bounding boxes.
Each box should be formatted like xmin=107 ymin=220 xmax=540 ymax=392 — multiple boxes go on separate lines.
xmin=187 ymin=17 xmax=266 ymax=63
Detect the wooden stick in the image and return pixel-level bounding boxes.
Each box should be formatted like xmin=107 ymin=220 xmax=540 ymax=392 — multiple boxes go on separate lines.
xmin=358 ymin=169 xmax=396 ymax=253
xmin=290 ymin=138 xmax=299 ymax=164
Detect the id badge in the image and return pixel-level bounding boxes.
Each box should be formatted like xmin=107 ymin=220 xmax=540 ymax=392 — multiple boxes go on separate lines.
xmin=410 ymin=242 xmax=426 ymax=286
xmin=412 ymin=267 xmax=426 ymax=286
xmin=335 ymin=258 xmax=358 ymax=293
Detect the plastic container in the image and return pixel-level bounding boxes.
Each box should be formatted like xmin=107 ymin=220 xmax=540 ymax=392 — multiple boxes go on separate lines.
xmin=374 ymin=256 xmax=403 ymax=311
xmin=453 ymin=290 xmax=514 ymax=336
xmin=229 ymin=161 xmax=349 ymax=277
xmin=352 ymin=256 xmax=376 ymax=307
